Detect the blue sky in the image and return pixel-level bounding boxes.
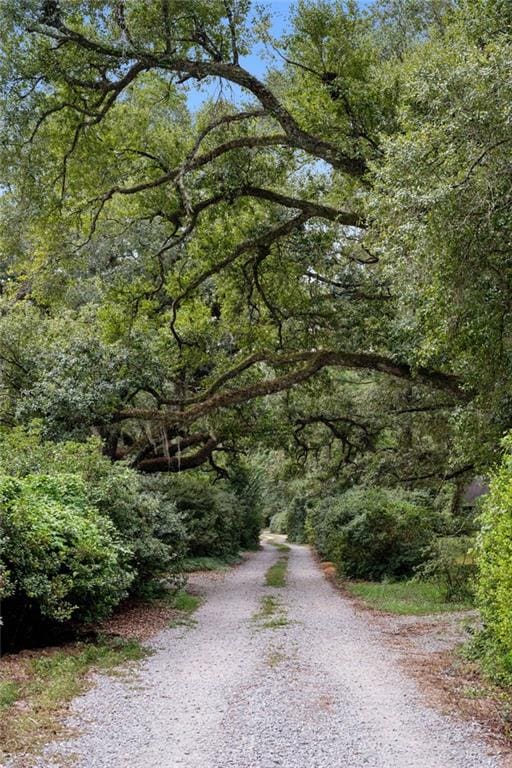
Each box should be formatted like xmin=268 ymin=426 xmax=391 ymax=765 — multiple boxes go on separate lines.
xmin=186 ymin=0 xmax=294 ymax=110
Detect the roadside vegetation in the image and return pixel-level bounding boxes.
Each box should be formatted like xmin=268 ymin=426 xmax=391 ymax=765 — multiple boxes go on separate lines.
xmin=167 ymin=590 xmax=202 ymax=614
xmin=0 ymin=637 xmax=147 ymax=762
xmin=0 ymin=427 xmax=262 ymax=652
xmin=1 ymin=0 xmax=512 ymax=723
xmin=0 ymin=581 xmax=205 ymax=763
xmin=183 ymin=555 xmax=243 ymax=573
xmin=344 ymin=581 xmax=472 ymax=616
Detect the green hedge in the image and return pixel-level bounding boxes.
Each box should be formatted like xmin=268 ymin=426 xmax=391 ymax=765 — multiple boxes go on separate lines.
xmin=0 ymin=473 xmax=133 ymax=647
xmin=476 ymin=434 xmax=512 ymax=681
xmin=0 ymin=427 xmax=263 ymax=649
xmin=0 ymin=428 xmax=187 ymax=597
xmin=159 ymin=475 xmax=243 ymax=558
xmin=307 ymin=487 xmax=439 ymax=580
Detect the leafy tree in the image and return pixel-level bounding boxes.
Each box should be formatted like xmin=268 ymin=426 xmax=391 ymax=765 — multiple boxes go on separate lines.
xmin=0 ymin=0 xmax=473 ymax=481
xmin=0 ymin=0 xmax=511 ymax=660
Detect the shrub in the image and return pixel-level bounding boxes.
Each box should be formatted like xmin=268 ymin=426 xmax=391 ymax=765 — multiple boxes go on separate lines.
xmin=88 ymin=469 xmax=186 ymax=596
xmin=269 ymin=511 xmax=288 ymax=534
xmin=417 ymin=535 xmax=476 ymax=602
xmin=0 ymin=427 xmax=187 ymax=596
xmin=286 ymin=496 xmax=308 ymax=543
xmin=476 ymin=434 xmax=512 ymax=681
xmin=305 ymin=491 xmax=354 ymax=558
xmin=239 ymin=497 xmax=263 ymax=550
xmin=226 ymin=460 xmax=262 ymax=550
xmin=307 ymin=487 xmax=439 ymax=580
xmin=160 ymin=475 xmax=242 ymax=558
xmin=0 ymin=473 xmax=133 ymax=648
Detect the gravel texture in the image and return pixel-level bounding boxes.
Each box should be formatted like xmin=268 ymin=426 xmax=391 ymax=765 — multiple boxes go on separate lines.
xmin=26 ymin=537 xmax=502 ymax=768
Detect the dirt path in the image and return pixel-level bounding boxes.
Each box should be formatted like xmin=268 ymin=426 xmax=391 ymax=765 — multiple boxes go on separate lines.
xmin=27 ymin=538 xmax=502 ymax=768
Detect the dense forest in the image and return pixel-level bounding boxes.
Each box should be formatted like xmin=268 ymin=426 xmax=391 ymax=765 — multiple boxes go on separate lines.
xmin=0 ymin=0 xmax=511 ymax=684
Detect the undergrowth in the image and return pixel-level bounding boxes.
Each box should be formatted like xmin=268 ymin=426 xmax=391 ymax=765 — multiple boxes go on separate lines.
xmin=167 ymin=589 xmax=202 ymax=613
xmin=182 ymin=554 xmax=242 ymax=572
xmin=344 ymin=580 xmax=472 ymax=615
xmin=0 ymin=636 xmax=148 ymax=761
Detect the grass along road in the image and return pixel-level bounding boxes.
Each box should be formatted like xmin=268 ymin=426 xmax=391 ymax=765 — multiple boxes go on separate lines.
xmin=9 ymin=535 xmax=503 ymax=768
xmin=344 ymin=579 xmax=472 ymax=615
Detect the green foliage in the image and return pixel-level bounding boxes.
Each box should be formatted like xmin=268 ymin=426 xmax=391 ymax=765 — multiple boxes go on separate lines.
xmin=370 ymin=6 xmax=512 ymax=470
xmin=161 ymin=474 xmax=242 ymax=558
xmin=263 ymin=470 xmax=316 ymax=542
xmin=0 ymin=0 xmax=510 ymax=669
xmin=0 ymin=427 xmax=260 ymax=650
xmin=286 ymin=496 xmax=309 ymax=544
xmin=417 ymin=535 xmax=476 ymax=602
xmin=0 ymin=473 xmax=133 ymax=639
xmin=308 ymin=487 xmax=440 ymax=580
xmin=0 ymin=0 xmax=504 ymax=497
xmin=476 ymin=434 xmax=512 ymax=682
xmin=269 ymin=511 xmax=288 ymax=534
xmin=345 ymin=579 xmax=472 ymax=615
xmin=0 ymin=427 xmax=187 ymax=598
xmin=225 ymin=459 xmax=263 ymax=550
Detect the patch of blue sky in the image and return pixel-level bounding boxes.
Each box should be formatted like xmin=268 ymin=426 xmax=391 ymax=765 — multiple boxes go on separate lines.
xmin=185 ymin=0 xmax=295 ymax=112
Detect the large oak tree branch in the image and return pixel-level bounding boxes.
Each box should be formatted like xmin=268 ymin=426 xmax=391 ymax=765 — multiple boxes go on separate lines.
xmin=28 ymin=18 xmax=366 ymax=175
xmin=135 ymin=437 xmax=219 ymax=473
xmin=114 ymin=350 xmax=467 ymax=429
xmin=169 ymin=212 xmax=310 ymax=332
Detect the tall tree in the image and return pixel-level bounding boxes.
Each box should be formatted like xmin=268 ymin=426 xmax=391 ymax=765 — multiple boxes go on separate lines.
xmin=0 ymin=0 xmax=508 ymax=480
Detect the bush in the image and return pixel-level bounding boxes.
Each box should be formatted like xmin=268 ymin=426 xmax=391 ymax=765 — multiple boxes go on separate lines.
xmin=269 ymin=511 xmax=288 ymax=534
xmin=417 ymin=535 xmax=476 ymax=602
xmin=286 ymin=496 xmax=308 ymax=543
xmin=305 ymin=491 xmax=355 ymax=558
xmin=0 ymin=427 xmax=187 ymax=596
xmin=160 ymin=475 xmax=242 ymax=558
xmin=239 ymin=497 xmax=263 ymax=550
xmin=476 ymin=434 xmax=512 ymax=681
xmin=307 ymin=487 xmax=439 ymax=580
xmin=88 ymin=469 xmax=186 ymax=596
xmin=226 ymin=460 xmax=262 ymax=550
xmin=0 ymin=473 xmax=133 ymax=649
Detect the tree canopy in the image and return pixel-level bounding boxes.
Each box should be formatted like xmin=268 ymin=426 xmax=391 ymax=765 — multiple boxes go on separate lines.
xmin=0 ymin=0 xmax=510 ymax=486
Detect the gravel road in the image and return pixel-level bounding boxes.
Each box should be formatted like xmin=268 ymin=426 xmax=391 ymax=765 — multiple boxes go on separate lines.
xmin=30 ymin=537 xmax=501 ymax=768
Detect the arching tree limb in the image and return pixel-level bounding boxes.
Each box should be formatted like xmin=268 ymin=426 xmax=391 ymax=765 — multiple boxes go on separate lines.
xmin=115 ymin=349 xmax=467 ymax=429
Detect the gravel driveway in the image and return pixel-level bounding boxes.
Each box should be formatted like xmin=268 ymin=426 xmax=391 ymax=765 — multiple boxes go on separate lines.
xmin=28 ymin=537 xmax=501 ymax=768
